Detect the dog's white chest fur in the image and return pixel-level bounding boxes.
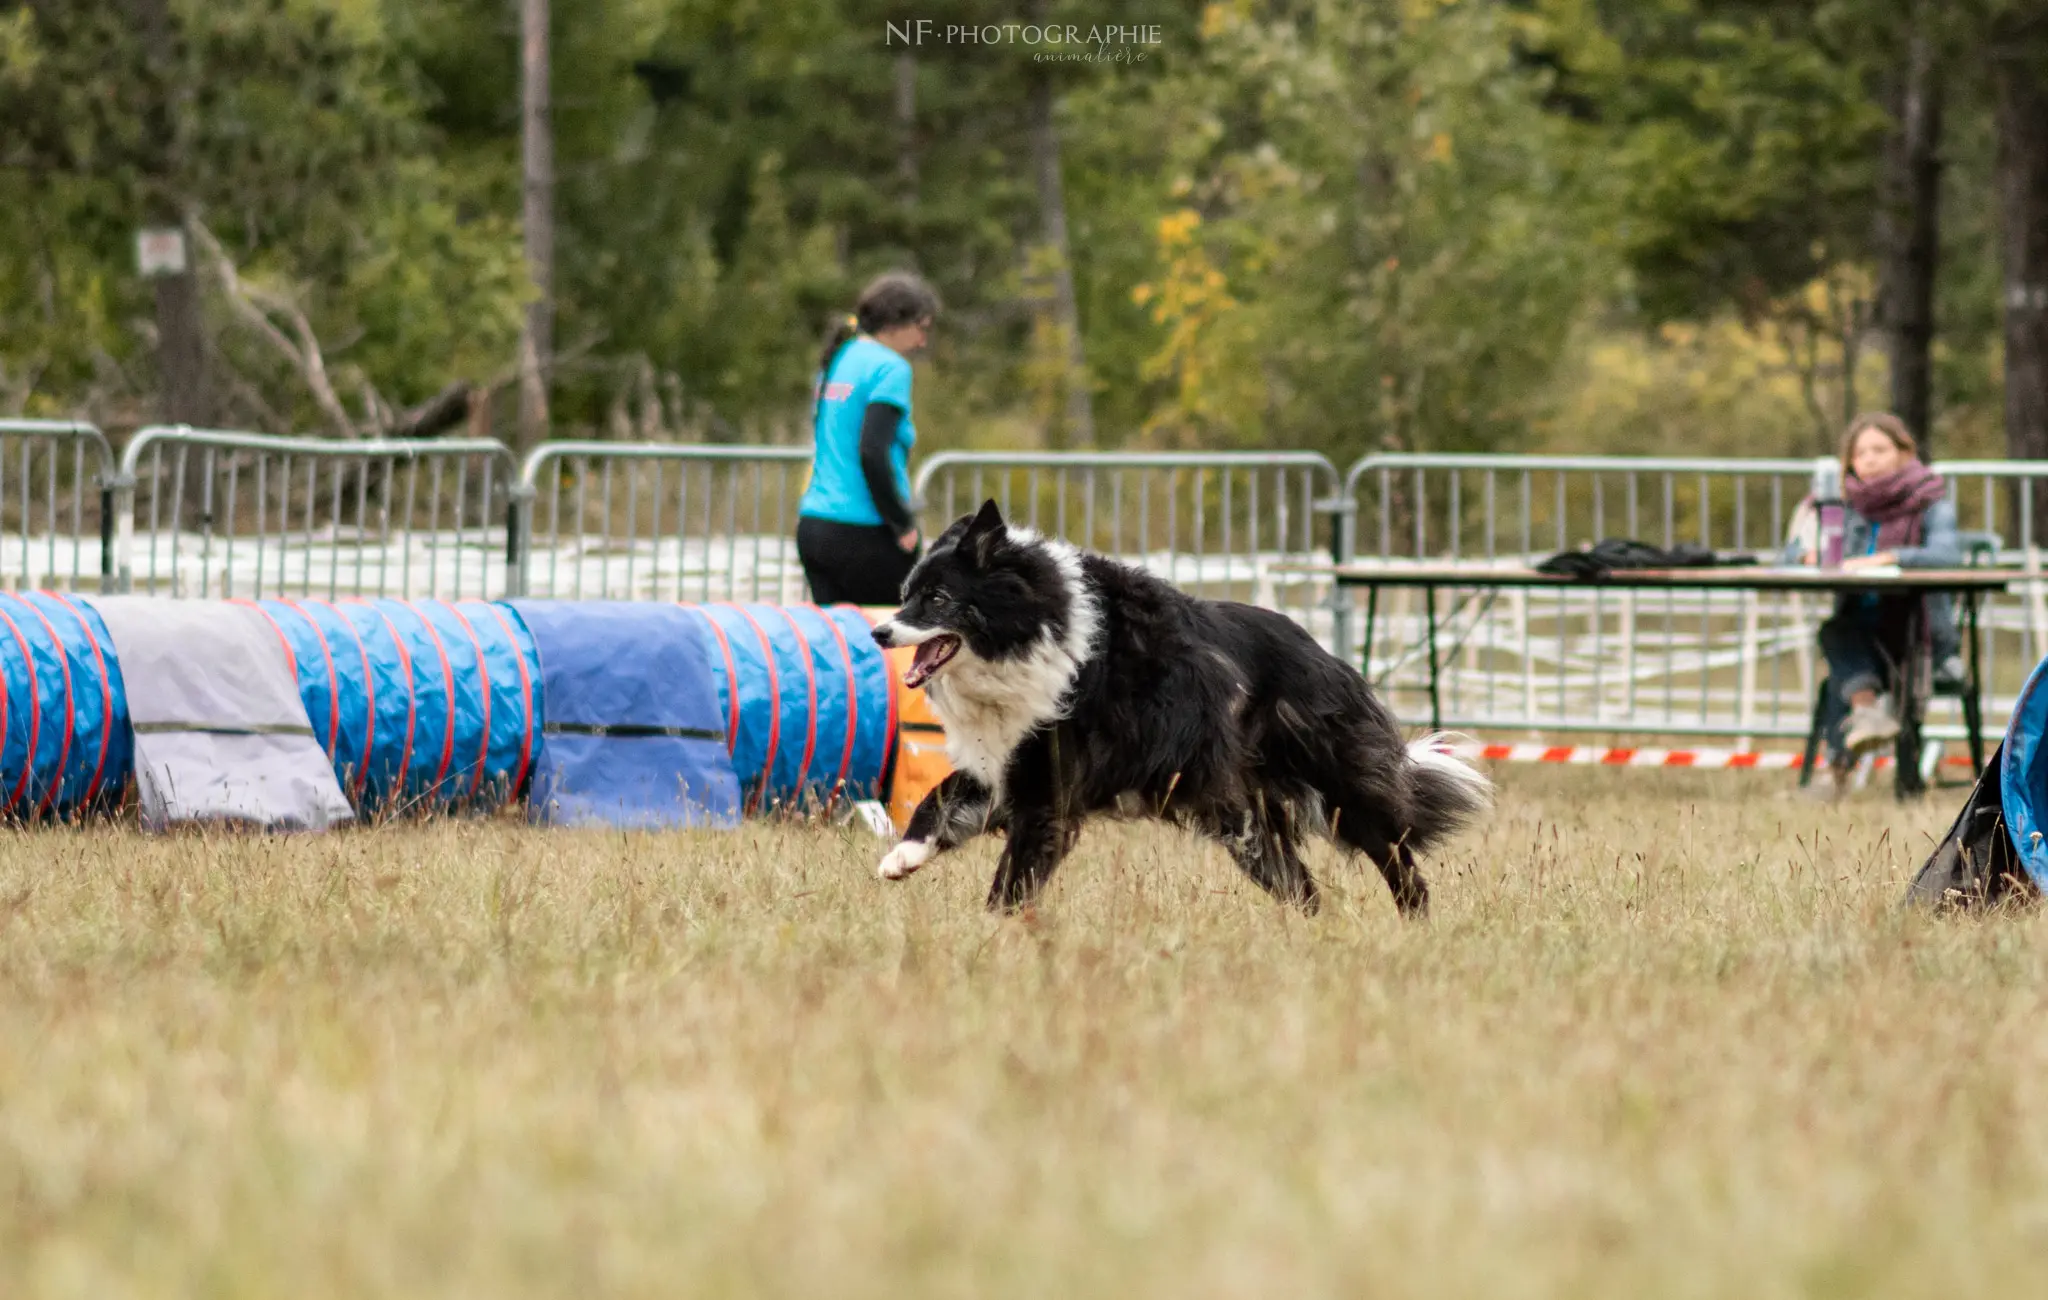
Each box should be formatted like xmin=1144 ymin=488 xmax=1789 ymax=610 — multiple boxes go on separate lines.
xmin=926 ymin=651 xmax=1074 ymax=792
xmin=926 ymin=532 xmax=1099 ymax=795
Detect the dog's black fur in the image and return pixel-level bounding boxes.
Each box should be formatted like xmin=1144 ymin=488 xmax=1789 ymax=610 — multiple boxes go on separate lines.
xmin=871 ymin=500 xmax=1491 ymax=914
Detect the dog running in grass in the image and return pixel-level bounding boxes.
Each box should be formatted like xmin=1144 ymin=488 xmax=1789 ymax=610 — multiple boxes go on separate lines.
xmin=868 ymin=499 xmax=1492 ymax=915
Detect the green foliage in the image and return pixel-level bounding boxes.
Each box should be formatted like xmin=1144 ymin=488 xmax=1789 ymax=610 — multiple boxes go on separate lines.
xmin=1122 ymin=0 xmax=1608 ymax=461
xmin=1576 ymin=2 xmax=1888 ymax=323
xmin=0 ymin=0 xmax=2018 ymax=462
xmin=1928 ymin=65 xmax=2009 ymax=459
xmin=332 ymin=166 xmax=530 ymax=408
xmin=0 ymin=0 xmax=527 ymax=430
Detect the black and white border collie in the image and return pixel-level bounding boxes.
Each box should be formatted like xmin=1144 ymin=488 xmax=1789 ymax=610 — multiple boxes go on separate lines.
xmin=870 ymin=499 xmax=1492 ymax=915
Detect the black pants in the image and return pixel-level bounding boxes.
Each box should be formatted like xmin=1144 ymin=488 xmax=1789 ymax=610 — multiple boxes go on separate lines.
xmin=796 ymin=515 xmax=919 ymax=606
xmin=1817 ymin=596 xmax=1918 ymax=765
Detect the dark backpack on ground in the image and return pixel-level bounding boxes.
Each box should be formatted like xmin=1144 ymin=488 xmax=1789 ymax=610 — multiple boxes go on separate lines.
xmin=1903 ymin=741 xmax=2040 ymax=910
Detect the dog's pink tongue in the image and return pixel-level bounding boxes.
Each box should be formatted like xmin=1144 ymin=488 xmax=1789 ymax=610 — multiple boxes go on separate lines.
xmin=904 ymin=638 xmax=949 ymax=689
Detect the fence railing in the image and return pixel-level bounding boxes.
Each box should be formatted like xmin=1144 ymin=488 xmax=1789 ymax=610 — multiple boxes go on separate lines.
xmin=511 ymin=441 xmax=813 ymax=602
xmin=0 ymin=419 xmax=120 ymax=594
xmin=8 ymin=425 xmax=2043 ymax=750
xmin=915 ymin=449 xmax=1349 ymax=646
xmin=113 ymin=425 xmax=520 ymax=599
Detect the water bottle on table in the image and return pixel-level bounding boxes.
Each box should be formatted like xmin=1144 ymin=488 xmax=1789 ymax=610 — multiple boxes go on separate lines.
xmin=1811 ymin=458 xmax=1845 ymax=570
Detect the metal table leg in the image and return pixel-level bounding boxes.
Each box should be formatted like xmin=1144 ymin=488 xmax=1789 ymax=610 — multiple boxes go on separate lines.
xmin=1361 ymin=583 xmax=1380 ymax=679
xmin=1798 ymin=677 xmax=1828 ymax=789
xmin=1425 ymin=583 xmax=1442 ymax=733
xmin=1895 ymin=601 xmax=1927 ymax=801
xmin=1965 ymin=588 xmax=1986 ymax=776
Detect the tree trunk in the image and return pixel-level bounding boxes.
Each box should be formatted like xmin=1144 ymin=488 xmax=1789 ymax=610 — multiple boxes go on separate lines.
xmin=1876 ymin=7 xmax=1943 ymax=453
xmin=152 ymin=256 xmax=209 ymax=427
xmin=1994 ymin=16 xmax=2048 ymax=486
xmin=895 ymin=51 xmax=918 ymax=210
xmin=133 ymin=0 xmax=209 ymax=432
xmin=518 ymin=0 xmax=554 ymax=455
xmin=1028 ymin=0 xmax=1093 ymax=448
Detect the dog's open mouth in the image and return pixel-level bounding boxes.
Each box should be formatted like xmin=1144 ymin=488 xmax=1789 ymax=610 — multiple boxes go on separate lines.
xmin=903 ymin=634 xmax=961 ymax=689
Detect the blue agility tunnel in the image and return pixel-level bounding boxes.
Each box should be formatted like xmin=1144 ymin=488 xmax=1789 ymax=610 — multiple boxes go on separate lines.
xmin=250 ymin=598 xmax=540 ymax=815
xmin=679 ymin=603 xmax=893 ymax=813
xmin=1911 ymin=654 xmax=2048 ymax=906
xmin=0 ymin=592 xmax=131 ymax=820
xmin=511 ymin=601 xmax=742 ymax=829
xmin=0 ymin=593 xmax=897 ymax=829
xmin=2002 ymin=656 xmax=2048 ymax=889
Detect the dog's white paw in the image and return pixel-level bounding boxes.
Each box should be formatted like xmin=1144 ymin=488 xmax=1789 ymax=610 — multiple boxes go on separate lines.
xmin=878 ymin=839 xmax=935 ymax=881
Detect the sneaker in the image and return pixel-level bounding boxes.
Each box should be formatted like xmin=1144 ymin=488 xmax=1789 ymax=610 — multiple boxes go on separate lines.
xmin=1841 ymin=702 xmax=1901 ymax=755
xmin=1934 ymin=654 xmax=1967 ymax=692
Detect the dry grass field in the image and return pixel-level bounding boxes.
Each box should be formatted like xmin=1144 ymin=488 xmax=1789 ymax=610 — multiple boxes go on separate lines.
xmin=4 ymin=768 xmax=2047 ymax=1298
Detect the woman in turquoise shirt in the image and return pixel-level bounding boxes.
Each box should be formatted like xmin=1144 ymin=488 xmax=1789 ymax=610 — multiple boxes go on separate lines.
xmin=796 ymin=272 xmax=941 ymax=606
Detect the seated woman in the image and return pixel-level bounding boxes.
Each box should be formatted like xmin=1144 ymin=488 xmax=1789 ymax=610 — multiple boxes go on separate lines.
xmin=1784 ymin=413 xmax=1960 ymax=792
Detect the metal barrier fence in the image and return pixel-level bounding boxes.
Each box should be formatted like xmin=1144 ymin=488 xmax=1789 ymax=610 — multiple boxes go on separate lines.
xmin=7 ymin=425 xmax=2045 ymax=753
xmin=511 ymin=441 xmax=814 ymax=601
xmin=0 ymin=419 xmax=119 ymax=593
xmin=1342 ymin=452 xmax=2048 ymax=744
xmin=114 ymin=426 xmax=520 ymax=599
xmin=914 ymin=450 xmax=1348 ymax=642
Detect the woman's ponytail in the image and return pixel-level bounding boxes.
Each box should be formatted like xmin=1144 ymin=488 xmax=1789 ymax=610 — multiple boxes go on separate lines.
xmin=812 ymin=313 xmax=860 ymax=435
xmin=817 ymin=312 xmax=860 ymax=380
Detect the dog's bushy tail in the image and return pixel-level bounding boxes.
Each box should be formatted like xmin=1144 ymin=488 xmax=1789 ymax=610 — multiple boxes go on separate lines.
xmin=1403 ymin=733 xmax=1493 ymax=851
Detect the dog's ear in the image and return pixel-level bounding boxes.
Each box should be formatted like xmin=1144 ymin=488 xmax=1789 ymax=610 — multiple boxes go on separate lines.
xmin=969 ymin=498 xmax=1004 ymax=533
xmin=963 ymin=498 xmax=1005 ymax=568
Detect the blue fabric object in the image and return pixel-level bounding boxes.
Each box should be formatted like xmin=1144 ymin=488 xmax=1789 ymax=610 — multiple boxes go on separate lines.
xmin=0 ymin=592 xmax=131 ymax=819
xmin=798 ymin=336 xmax=915 ymax=526
xmin=0 ymin=593 xmax=893 ymax=828
xmin=250 ymin=598 xmax=358 ymax=777
xmin=678 ymin=603 xmax=894 ymax=811
xmin=512 ymin=601 xmax=741 ymax=829
xmin=798 ymin=604 xmax=893 ymax=802
xmin=255 ymin=598 xmax=540 ymax=815
xmin=680 ymin=604 xmax=773 ymax=807
xmin=2002 ymin=654 xmax=2048 ymax=887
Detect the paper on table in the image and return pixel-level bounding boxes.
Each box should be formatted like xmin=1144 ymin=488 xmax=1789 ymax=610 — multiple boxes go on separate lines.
xmin=1765 ymin=563 xmax=1902 ymax=577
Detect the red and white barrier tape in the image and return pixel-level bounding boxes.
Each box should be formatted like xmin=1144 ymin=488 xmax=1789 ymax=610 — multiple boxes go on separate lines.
xmin=1442 ymin=741 xmax=1974 ymax=771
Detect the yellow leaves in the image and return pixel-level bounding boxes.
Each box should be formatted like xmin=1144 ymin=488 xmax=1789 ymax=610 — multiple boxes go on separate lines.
xmin=1425 ymin=132 xmax=1453 ymax=163
xmin=1789 ymin=262 xmax=1876 ymax=323
xmin=1198 ymin=2 xmax=1252 ymax=42
xmin=1156 ymin=208 xmax=1203 ymax=248
xmin=1133 ymin=205 xmax=1267 ymax=445
xmin=1141 ymin=212 xmax=1233 ymax=330
xmin=1401 ymin=0 xmax=1458 ymax=26
xmin=0 ymin=9 xmax=41 ymax=86
xmin=1537 ymin=265 xmax=1894 ymax=460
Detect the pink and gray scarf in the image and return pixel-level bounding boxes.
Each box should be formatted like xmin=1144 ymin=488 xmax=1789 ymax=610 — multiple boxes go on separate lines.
xmin=1844 ymin=461 xmax=1947 ymax=551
